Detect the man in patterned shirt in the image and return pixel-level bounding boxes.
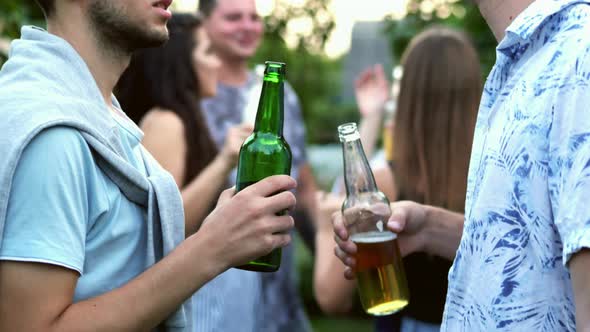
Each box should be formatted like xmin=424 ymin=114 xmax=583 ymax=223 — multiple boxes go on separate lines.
xmin=334 ymin=0 xmax=590 ymax=330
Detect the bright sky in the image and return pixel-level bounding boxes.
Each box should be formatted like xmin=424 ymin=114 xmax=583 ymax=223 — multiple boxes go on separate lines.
xmin=172 ymin=0 xmax=408 ymax=58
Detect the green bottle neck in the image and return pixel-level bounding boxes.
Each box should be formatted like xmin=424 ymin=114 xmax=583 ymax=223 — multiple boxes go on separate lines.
xmin=254 ymin=74 xmax=284 ymax=136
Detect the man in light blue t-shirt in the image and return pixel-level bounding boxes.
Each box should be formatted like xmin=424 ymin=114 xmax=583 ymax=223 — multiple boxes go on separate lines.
xmin=334 ymin=0 xmax=590 ymax=331
xmin=0 ymin=1 xmax=298 ymax=331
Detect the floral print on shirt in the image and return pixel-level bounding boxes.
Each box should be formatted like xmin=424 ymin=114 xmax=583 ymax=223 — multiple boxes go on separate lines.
xmin=442 ymin=1 xmax=590 ymax=331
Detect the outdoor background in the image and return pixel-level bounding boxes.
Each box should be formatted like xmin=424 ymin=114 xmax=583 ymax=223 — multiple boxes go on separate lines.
xmin=0 ymin=1 xmax=496 ymax=331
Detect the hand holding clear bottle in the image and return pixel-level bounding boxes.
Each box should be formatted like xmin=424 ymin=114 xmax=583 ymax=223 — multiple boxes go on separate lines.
xmin=337 ymin=122 xmax=409 ymax=316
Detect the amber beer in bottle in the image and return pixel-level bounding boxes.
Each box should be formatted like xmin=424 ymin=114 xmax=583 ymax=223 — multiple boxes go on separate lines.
xmin=339 ymin=122 xmax=409 ymax=315
xmin=235 ymin=61 xmax=292 ymax=272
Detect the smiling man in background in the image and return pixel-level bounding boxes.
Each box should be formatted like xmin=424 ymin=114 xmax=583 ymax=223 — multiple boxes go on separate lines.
xmin=193 ymin=0 xmax=317 ymax=332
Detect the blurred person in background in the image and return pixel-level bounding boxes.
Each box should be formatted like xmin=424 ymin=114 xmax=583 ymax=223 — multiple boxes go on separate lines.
xmin=329 ymin=63 xmax=397 ymax=197
xmin=354 ymin=63 xmax=393 ymax=164
xmin=191 ymin=0 xmax=318 ymax=331
xmin=315 ymin=27 xmax=481 ymax=332
xmin=334 ymin=0 xmax=590 ymax=330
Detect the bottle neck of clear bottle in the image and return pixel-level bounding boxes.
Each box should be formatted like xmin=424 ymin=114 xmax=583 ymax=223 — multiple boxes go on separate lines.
xmin=339 ymin=122 xmax=378 ymax=197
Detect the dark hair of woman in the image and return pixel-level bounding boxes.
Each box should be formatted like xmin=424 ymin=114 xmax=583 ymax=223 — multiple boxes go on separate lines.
xmin=373 ymin=27 xmax=483 ymax=329
xmin=393 ymin=26 xmax=482 ymax=212
xmin=116 ymin=13 xmax=217 ymax=186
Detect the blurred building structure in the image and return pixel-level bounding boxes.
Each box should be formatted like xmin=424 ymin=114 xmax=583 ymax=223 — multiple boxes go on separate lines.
xmin=341 ymin=21 xmax=394 ymax=104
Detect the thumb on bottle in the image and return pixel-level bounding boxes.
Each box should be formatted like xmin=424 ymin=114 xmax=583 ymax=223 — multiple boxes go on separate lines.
xmin=387 ymin=209 xmax=406 ymax=233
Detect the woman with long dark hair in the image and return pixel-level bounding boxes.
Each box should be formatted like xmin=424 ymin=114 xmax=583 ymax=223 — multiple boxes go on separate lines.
xmin=116 ymin=13 xmax=252 ymax=236
xmin=314 ymin=26 xmax=482 ymax=332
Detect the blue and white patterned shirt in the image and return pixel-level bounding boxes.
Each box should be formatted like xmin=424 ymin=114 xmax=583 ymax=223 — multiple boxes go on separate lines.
xmin=442 ymin=1 xmax=590 ymax=330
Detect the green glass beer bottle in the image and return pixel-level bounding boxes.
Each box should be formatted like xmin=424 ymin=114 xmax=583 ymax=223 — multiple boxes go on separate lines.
xmin=235 ymin=61 xmax=292 ymax=272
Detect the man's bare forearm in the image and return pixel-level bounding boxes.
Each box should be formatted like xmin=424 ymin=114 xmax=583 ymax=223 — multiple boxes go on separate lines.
xmin=53 ymin=232 xmax=224 ymax=332
xmin=423 ymin=205 xmax=464 ymax=260
xmin=570 ymin=249 xmax=590 ymax=332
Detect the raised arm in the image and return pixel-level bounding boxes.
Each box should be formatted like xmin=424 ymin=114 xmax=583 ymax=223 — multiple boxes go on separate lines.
xmin=176 ymin=123 xmax=252 ymax=235
xmin=355 ymin=64 xmax=390 ymax=159
xmin=140 ymin=109 xmax=252 ymax=235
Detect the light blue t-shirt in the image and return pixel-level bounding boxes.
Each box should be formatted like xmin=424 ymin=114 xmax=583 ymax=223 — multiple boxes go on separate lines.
xmin=0 ymin=112 xmax=149 ymax=302
xmin=442 ymin=0 xmax=590 ymax=330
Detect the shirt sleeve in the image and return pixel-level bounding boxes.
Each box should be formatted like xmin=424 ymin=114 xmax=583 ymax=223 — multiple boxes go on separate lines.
xmin=283 ymin=82 xmax=307 ymax=171
xmin=0 ymin=126 xmax=95 ymax=274
xmin=548 ymin=46 xmax=590 ymax=265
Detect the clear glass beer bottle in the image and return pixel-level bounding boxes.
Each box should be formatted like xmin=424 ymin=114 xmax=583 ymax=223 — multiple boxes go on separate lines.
xmin=339 ymin=122 xmax=409 ymax=315
xmin=235 ymin=61 xmax=292 ymax=272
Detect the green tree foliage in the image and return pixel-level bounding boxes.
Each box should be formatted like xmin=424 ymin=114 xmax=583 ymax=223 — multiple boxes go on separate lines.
xmin=251 ymin=0 xmax=356 ymax=144
xmin=383 ymin=0 xmax=496 ymax=76
xmin=1 ymin=0 xmax=496 ymax=144
xmin=0 ymin=0 xmax=44 ymax=64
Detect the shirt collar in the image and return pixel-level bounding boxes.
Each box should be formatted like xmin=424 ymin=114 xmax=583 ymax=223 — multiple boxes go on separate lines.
xmin=498 ymin=0 xmax=590 ymax=52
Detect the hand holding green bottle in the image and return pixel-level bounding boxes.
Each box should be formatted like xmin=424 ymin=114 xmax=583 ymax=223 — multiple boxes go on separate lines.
xmin=234 ymin=61 xmax=292 ymax=272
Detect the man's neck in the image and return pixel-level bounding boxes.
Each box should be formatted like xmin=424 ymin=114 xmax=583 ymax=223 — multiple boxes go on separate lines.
xmin=217 ymin=57 xmax=250 ymax=87
xmin=46 ymin=14 xmax=129 ymax=107
xmin=477 ymin=0 xmax=535 ymax=41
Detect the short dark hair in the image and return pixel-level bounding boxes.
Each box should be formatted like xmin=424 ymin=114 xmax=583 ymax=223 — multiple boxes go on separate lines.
xmin=198 ymin=0 xmax=218 ymax=17
xmin=35 ymin=0 xmax=55 ymax=17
